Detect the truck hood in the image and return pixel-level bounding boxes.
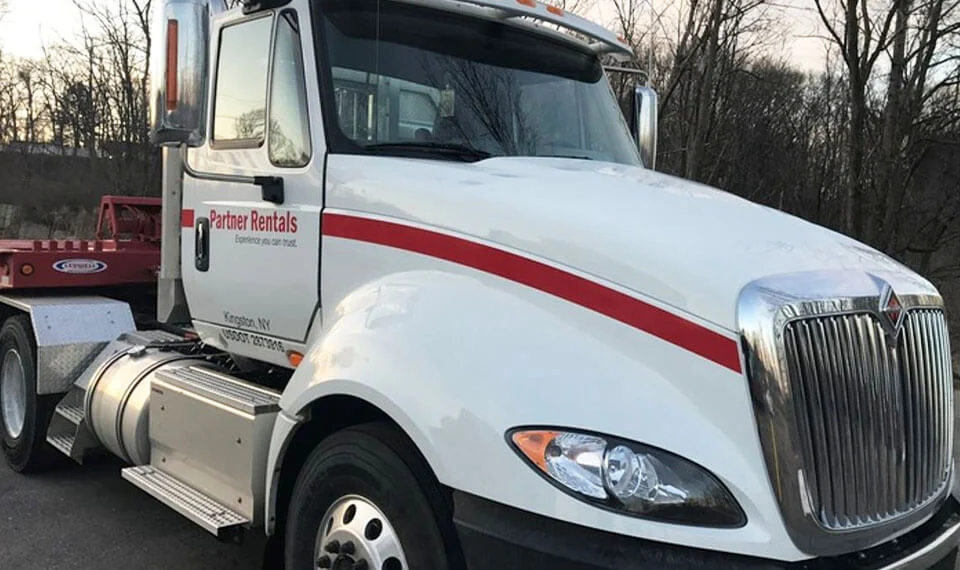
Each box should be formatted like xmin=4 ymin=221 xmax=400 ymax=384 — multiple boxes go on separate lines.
xmin=327 ymin=156 xmax=927 ymax=331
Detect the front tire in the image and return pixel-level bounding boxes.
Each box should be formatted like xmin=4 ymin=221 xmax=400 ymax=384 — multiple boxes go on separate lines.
xmin=0 ymin=315 xmax=57 ymax=473
xmin=285 ymin=423 xmax=462 ymax=570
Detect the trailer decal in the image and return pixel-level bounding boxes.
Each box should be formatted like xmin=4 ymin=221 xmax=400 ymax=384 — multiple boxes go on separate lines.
xmin=53 ymin=259 xmax=108 ymax=274
xmin=322 ymin=212 xmax=743 ymax=374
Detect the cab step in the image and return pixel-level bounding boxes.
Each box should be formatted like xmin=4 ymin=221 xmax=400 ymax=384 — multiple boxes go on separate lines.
xmin=46 ymin=432 xmax=75 ymax=457
xmin=56 ymin=403 xmax=84 ymax=426
xmin=149 ymin=365 xmax=280 ymax=527
xmin=155 ymin=365 xmax=281 ymax=414
xmin=46 ymin=385 xmax=98 ymax=463
xmin=122 ymin=465 xmax=249 ymax=541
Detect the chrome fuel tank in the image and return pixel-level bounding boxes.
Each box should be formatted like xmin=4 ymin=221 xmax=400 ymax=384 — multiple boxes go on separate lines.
xmin=85 ymin=341 xmax=207 ymax=465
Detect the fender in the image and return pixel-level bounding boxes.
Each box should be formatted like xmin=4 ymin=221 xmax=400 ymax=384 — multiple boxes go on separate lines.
xmin=0 ymin=295 xmax=135 ymax=394
xmin=265 ymin=261 xmax=806 ymax=560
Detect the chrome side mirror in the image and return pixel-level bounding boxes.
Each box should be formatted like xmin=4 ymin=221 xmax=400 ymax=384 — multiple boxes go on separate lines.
xmin=150 ymin=0 xmax=210 ymax=147
xmin=631 ymin=84 xmax=658 ymax=170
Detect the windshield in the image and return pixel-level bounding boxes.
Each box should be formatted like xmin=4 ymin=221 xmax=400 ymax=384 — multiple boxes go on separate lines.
xmin=315 ymin=0 xmax=641 ymax=166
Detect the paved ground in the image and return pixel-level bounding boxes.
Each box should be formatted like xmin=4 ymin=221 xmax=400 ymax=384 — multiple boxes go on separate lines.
xmin=1 ymin=395 xmax=959 ymax=569
xmin=0 ymin=455 xmax=269 ymax=569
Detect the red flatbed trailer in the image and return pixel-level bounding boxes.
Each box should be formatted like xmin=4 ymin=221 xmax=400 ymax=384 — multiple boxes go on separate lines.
xmin=0 ymin=196 xmax=162 ymax=290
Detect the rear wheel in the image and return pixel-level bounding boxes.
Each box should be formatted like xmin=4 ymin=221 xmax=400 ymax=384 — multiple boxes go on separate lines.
xmin=285 ymin=423 xmax=462 ymax=570
xmin=0 ymin=315 xmax=57 ymax=472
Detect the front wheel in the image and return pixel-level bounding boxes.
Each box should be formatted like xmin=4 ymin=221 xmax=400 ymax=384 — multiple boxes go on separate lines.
xmin=285 ymin=423 xmax=463 ymax=570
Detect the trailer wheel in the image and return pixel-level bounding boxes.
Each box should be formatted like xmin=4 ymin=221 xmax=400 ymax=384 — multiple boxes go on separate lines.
xmin=285 ymin=423 xmax=462 ymax=570
xmin=0 ymin=315 xmax=57 ymax=473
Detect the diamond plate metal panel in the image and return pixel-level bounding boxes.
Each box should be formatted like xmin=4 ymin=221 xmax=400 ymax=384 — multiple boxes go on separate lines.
xmin=37 ymin=342 xmax=110 ymax=395
xmin=28 ymin=298 xmax=135 ymax=346
xmin=0 ymin=295 xmax=136 ymax=395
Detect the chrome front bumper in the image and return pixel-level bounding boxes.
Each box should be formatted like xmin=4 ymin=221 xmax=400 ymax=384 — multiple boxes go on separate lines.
xmin=881 ymin=516 xmax=960 ymax=569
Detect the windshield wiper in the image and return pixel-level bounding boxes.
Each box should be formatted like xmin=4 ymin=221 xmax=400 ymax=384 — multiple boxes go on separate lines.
xmin=540 ymin=154 xmax=594 ymax=160
xmin=363 ymin=142 xmax=492 ymax=162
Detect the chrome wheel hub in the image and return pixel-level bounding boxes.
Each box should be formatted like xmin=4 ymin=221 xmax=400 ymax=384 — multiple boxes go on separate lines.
xmin=315 ymin=495 xmax=408 ymax=570
xmin=1 ymin=348 xmax=26 ymax=439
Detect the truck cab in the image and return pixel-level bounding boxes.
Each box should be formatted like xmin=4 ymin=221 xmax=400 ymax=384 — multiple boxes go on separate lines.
xmin=173 ymin=0 xmax=647 ymax=369
xmin=0 ymin=0 xmax=957 ymax=568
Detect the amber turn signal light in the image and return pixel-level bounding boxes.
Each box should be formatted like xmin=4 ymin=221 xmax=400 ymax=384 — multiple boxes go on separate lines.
xmin=287 ymin=351 xmax=304 ymax=368
xmin=511 ymin=430 xmax=559 ymax=471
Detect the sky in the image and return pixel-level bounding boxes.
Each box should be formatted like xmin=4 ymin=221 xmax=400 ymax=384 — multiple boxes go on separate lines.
xmin=0 ymin=0 xmax=829 ymax=71
xmin=0 ymin=0 xmax=79 ymax=59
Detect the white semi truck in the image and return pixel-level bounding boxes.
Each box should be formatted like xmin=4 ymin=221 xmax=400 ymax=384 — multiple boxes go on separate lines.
xmin=0 ymin=0 xmax=958 ymax=567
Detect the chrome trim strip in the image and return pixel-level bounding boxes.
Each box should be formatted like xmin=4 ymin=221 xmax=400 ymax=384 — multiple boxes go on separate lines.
xmin=738 ymin=270 xmax=953 ymax=556
xmin=879 ymin=517 xmax=960 ymax=569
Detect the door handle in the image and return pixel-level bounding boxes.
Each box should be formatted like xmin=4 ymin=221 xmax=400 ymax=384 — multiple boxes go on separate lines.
xmin=195 ymin=217 xmax=210 ymax=272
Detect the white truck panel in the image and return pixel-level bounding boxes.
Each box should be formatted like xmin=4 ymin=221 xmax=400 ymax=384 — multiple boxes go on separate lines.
xmin=181 ymin=0 xmax=329 ymax=354
xmin=323 ymin=154 xmax=924 ymax=332
xmin=264 ymin=150 xmax=933 ymax=561
xmin=270 ymin=235 xmax=808 ymax=561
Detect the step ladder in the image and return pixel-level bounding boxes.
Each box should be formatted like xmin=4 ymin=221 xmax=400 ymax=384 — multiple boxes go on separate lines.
xmin=122 ymin=465 xmax=248 ymax=541
xmin=45 ymin=386 xmax=97 ymax=462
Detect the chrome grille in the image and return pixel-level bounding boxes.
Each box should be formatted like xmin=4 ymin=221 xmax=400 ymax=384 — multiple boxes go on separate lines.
xmin=783 ymin=309 xmax=953 ymax=530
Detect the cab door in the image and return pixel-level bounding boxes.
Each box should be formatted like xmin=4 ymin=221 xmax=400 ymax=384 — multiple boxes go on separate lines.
xmin=181 ymin=6 xmax=324 ymax=365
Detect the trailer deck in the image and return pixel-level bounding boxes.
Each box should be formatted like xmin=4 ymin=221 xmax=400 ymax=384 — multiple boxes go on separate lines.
xmin=0 ymin=196 xmax=162 ymax=290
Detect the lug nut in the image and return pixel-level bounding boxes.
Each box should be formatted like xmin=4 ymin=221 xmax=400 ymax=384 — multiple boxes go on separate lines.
xmin=354 ymin=560 xmax=368 ymax=570
xmin=317 ymin=555 xmax=332 ymax=568
xmin=342 ymin=541 xmax=355 ymax=555
xmin=325 ymin=540 xmax=340 ymax=554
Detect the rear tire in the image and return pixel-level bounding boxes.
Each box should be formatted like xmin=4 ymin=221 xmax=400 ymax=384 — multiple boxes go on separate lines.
xmin=0 ymin=315 xmax=57 ymax=473
xmin=284 ymin=423 xmax=462 ymax=570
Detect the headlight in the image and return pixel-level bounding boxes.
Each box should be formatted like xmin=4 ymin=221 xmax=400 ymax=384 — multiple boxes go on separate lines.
xmin=509 ymin=429 xmax=745 ymax=527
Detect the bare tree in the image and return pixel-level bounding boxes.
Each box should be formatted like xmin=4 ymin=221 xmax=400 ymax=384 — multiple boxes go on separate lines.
xmin=607 ymin=0 xmax=771 ymax=181
xmin=812 ymin=0 xmax=960 ymax=246
xmin=62 ymin=0 xmax=156 ymax=194
xmin=0 ymin=0 xmax=956 ymax=335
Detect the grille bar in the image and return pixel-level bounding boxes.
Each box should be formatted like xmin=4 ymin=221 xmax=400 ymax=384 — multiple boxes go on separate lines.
xmin=784 ymin=309 xmax=953 ymax=530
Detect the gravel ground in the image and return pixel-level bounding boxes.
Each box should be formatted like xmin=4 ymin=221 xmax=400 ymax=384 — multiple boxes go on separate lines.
xmin=0 ymin=395 xmax=958 ymax=569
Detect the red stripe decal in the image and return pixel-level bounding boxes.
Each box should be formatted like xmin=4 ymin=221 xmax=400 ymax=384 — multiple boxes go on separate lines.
xmin=323 ymin=213 xmax=742 ymax=373
xmin=181 ymin=209 xmax=195 ymax=229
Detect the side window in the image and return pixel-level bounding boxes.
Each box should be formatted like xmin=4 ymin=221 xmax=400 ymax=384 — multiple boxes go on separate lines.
xmin=269 ymin=12 xmax=312 ymax=167
xmin=213 ymin=16 xmax=273 ymax=145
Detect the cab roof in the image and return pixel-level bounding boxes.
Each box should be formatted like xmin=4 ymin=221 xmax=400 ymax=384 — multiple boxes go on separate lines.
xmin=397 ymin=0 xmax=634 ymax=60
